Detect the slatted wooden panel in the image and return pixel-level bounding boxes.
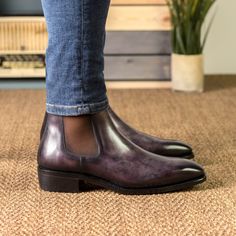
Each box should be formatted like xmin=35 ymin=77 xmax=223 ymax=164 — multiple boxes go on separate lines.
xmin=0 ymin=56 xmax=170 ymax=80
xmin=0 ymin=17 xmax=47 ymax=53
xmin=0 ymin=9 xmax=170 ymax=52
xmin=112 ymin=0 xmax=167 ymax=4
xmin=106 ymin=0 xmax=171 ymax=81
xmin=107 ymin=6 xmax=170 ymax=31
xmin=0 ymin=0 xmax=171 ymax=81
xmin=105 ymin=56 xmax=170 ymax=80
xmin=105 ymin=31 xmax=171 ymax=54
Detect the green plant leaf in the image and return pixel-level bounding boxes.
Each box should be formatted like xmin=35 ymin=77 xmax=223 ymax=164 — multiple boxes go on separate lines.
xmin=167 ymin=0 xmax=217 ymax=54
xmin=176 ymin=26 xmax=186 ymax=54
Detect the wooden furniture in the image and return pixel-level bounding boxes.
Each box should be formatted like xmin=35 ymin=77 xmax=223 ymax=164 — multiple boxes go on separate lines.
xmin=0 ymin=0 xmax=171 ymax=87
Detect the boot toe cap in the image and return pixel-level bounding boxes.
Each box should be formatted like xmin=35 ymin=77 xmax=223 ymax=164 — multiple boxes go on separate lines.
xmin=172 ymin=160 xmax=206 ymax=184
xmin=151 ymin=159 xmax=206 ymax=188
xmin=163 ymin=142 xmax=194 ymax=158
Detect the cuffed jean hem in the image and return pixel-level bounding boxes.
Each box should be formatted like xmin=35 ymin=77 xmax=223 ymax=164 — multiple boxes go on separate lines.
xmin=46 ymin=98 xmax=109 ymax=116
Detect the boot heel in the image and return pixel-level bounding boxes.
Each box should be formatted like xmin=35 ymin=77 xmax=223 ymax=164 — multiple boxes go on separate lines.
xmin=38 ymin=167 xmax=83 ymax=193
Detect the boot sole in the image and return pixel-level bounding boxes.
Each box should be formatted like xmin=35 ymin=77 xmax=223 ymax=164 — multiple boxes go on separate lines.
xmin=38 ymin=166 xmax=206 ymax=195
xmin=182 ymin=153 xmax=194 ymax=159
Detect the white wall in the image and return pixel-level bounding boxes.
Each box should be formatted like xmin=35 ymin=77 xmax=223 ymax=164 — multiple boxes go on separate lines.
xmin=204 ymin=0 xmax=236 ymax=74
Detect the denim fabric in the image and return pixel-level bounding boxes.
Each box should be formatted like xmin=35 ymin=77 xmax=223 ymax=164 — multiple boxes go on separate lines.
xmin=41 ymin=0 xmax=111 ymax=115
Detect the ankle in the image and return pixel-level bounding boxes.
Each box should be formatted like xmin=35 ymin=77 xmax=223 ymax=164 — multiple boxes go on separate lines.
xmin=63 ymin=115 xmax=98 ymax=156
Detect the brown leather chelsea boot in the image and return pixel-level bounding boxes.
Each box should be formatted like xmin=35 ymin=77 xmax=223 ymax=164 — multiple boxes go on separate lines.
xmin=37 ymin=110 xmax=206 ymax=195
xmin=108 ymin=107 xmax=194 ymax=159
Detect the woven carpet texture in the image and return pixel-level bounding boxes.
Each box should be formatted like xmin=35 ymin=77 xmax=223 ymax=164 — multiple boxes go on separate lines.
xmin=0 ymin=76 xmax=235 ymax=235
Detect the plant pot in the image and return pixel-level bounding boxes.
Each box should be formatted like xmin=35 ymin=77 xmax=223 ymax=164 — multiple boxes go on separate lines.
xmin=171 ymin=53 xmax=204 ymax=92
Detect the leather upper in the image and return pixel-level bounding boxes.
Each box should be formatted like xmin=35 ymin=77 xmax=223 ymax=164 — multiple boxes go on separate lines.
xmin=108 ymin=107 xmax=193 ymax=157
xmin=38 ymin=110 xmax=205 ymax=188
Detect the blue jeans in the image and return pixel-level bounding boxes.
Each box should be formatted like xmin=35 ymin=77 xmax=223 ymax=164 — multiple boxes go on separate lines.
xmin=41 ymin=0 xmax=111 ymax=116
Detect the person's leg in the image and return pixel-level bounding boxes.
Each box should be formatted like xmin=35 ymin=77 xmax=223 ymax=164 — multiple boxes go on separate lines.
xmin=41 ymin=0 xmax=110 ymax=156
xmin=42 ymin=0 xmax=110 ymax=115
xmin=38 ymin=0 xmax=206 ymax=194
xmin=41 ymin=0 xmax=194 ymax=159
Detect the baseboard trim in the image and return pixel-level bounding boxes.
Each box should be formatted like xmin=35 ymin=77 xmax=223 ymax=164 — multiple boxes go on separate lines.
xmin=106 ymin=81 xmax=171 ymax=89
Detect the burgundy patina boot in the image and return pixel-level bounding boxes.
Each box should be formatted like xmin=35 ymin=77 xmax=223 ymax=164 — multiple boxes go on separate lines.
xmin=37 ymin=109 xmax=206 ymax=195
xmin=108 ymin=107 xmax=194 ymax=159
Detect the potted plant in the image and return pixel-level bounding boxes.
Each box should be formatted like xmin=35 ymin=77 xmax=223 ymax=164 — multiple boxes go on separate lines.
xmin=167 ymin=0 xmax=216 ymax=92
